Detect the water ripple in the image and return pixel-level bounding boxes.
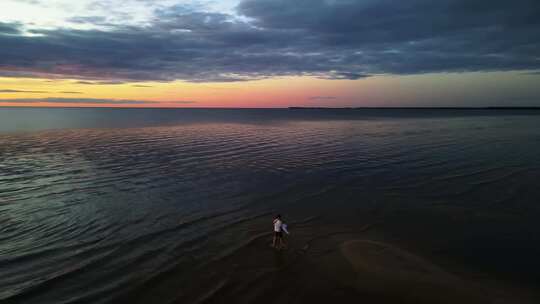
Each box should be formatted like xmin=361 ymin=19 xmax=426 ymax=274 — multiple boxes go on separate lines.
xmin=2 ymin=113 xmax=540 ymax=303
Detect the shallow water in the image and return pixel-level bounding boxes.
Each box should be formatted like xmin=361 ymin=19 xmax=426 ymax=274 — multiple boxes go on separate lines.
xmin=1 ymin=108 xmax=540 ymax=303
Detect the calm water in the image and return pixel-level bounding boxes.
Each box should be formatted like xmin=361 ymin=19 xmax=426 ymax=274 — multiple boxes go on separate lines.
xmin=1 ymin=108 xmax=540 ymax=303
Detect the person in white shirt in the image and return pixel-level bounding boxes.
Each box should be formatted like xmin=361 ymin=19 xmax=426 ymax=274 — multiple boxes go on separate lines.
xmin=272 ymin=214 xmax=289 ymax=249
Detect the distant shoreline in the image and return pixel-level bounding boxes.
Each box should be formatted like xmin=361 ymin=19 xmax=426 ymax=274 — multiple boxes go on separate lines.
xmin=288 ymin=106 xmax=540 ymax=110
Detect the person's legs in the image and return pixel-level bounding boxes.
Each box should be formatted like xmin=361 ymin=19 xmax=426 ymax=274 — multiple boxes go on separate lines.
xmin=272 ymin=233 xmax=277 ymax=248
xmin=277 ymin=233 xmax=284 ymax=250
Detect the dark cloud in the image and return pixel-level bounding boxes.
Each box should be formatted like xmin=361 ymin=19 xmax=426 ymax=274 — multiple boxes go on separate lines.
xmin=132 ymin=84 xmax=153 ymax=87
xmin=0 ymin=97 xmax=195 ymax=104
xmin=0 ymin=98 xmax=159 ymax=104
xmin=67 ymin=16 xmax=111 ymax=26
xmin=323 ymin=72 xmax=370 ymax=80
xmin=0 ymin=89 xmax=84 ymax=94
xmin=238 ymin=0 xmax=540 ymax=74
xmin=68 ymin=16 xmax=104 ymax=24
xmin=0 ymin=22 xmax=22 ymax=35
xmin=0 ymin=0 xmax=539 ymax=82
xmin=0 ymin=89 xmax=48 ymax=93
xmin=309 ymin=96 xmax=337 ymax=101
xmin=74 ymin=81 xmax=126 ymax=85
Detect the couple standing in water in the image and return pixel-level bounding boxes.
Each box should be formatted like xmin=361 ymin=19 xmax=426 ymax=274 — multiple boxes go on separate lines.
xmin=272 ymin=214 xmax=289 ymax=249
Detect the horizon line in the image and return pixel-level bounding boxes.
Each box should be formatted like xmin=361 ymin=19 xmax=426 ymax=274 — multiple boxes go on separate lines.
xmin=1 ymin=106 xmax=540 ymax=110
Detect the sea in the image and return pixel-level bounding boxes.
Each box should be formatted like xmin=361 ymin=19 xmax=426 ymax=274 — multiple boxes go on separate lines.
xmin=1 ymin=107 xmax=539 ymax=303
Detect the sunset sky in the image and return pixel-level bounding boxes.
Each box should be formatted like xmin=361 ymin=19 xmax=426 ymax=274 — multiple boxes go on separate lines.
xmin=1 ymin=0 xmax=539 ymax=108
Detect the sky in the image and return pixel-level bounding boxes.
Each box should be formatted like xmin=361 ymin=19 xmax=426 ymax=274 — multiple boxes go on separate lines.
xmin=0 ymin=0 xmax=539 ymax=108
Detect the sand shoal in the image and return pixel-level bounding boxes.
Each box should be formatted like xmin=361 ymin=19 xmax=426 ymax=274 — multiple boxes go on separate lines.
xmin=340 ymin=240 xmax=491 ymax=304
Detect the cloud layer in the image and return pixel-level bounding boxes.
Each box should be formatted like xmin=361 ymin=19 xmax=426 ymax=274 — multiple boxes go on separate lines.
xmin=0 ymin=0 xmax=539 ymax=82
xmin=0 ymin=89 xmax=48 ymax=93
xmin=0 ymin=98 xmax=158 ymax=104
xmin=0 ymin=89 xmax=83 ymax=94
xmin=0 ymin=97 xmax=195 ymax=104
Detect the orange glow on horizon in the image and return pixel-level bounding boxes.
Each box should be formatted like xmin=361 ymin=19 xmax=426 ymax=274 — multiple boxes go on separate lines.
xmin=1 ymin=71 xmax=539 ymax=108
xmin=0 ymin=76 xmax=368 ymax=108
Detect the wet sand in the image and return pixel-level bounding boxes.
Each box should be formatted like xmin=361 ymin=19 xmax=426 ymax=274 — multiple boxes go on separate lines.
xmin=114 ymin=212 xmax=539 ymax=304
xmin=341 ymin=240 xmax=488 ymax=303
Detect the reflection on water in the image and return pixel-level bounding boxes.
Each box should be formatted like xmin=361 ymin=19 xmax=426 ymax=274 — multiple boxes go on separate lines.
xmin=1 ymin=109 xmax=540 ymax=303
